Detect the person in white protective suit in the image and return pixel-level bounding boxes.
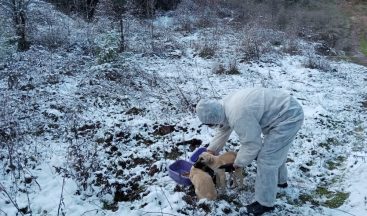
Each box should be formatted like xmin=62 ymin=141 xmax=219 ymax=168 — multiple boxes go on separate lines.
xmin=196 ymin=88 xmax=304 ymax=216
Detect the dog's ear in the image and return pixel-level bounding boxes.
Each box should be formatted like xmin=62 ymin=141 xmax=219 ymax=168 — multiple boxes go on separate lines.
xmin=194 ymin=161 xmax=205 ymax=169
xmin=197 ymin=155 xmax=204 ymax=163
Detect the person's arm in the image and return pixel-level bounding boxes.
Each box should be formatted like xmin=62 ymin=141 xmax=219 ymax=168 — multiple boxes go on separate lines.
xmin=233 ymin=116 xmax=262 ymax=167
xmin=207 ymin=125 xmax=233 ymax=154
xmin=206 ymin=149 xmax=216 ymax=155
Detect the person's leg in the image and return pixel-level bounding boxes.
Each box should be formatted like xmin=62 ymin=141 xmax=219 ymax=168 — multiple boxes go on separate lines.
xmin=255 ymin=163 xmax=278 ymax=207
xmin=255 ymin=141 xmax=292 ymax=207
xmin=250 ymin=118 xmax=303 ymax=212
xmin=278 ymin=161 xmax=288 ymax=186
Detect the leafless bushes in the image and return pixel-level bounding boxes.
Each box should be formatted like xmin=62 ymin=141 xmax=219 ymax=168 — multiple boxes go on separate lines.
xmin=198 ymin=45 xmax=216 ymax=59
xmin=216 ymin=0 xmax=352 ymax=55
xmin=0 ymin=96 xmax=41 ymax=215
xmin=174 ymin=0 xmax=229 ymax=32
xmin=0 ymin=15 xmax=15 ymax=61
xmin=239 ymin=27 xmax=280 ymax=62
xmin=303 ymin=52 xmax=333 ymax=72
xmin=281 ymin=38 xmax=304 ymax=56
xmin=213 ymin=61 xmax=240 ymax=75
xmin=63 ymin=117 xmax=101 ymax=193
xmin=0 ymin=0 xmax=356 ymax=58
xmin=45 ymin=0 xmax=100 ymax=21
xmin=29 ymin=12 xmax=71 ymax=50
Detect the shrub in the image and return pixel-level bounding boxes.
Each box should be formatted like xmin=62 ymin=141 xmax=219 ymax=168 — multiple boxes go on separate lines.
xmin=198 ymin=45 xmax=216 ymax=59
xmin=282 ymin=39 xmax=303 ymax=56
xmin=303 ymin=53 xmax=333 ymax=72
xmin=175 ymin=16 xmax=194 ymax=33
xmin=195 ymin=15 xmax=214 ymax=29
xmin=45 ymin=0 xmax=99 ymax=21
xmin=0 ymin=35 xmax=15 ymax=63
xmin=32 ymin=26 xmax=70 ymax=49
xmin=240 ymin=27 xmax=274 ymax=62
xmin=242 ymin=37 xmax=261 ymax=61
xmin=0 ymin=19 xmax=15 ymax=61
xmin=94 ymin=30 xmax=120 ymax=64
xmin=213 ymin=62 xmax=240 ymax=75
xmin=213 ymin=64 xmax=226 ymax=75
xmin=227 ymin=61 xmax=240 ymax=75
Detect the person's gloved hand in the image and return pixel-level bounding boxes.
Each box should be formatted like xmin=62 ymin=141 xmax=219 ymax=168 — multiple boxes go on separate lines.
xmin=219 ymin=163 xmax=235 ymax=172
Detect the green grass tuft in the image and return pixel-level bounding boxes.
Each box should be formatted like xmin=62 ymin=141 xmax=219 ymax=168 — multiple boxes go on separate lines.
xmin=324 ymin=192 xmax=350 ymax=208
xmin=326 ymin=156 xmax=346 ymax=170
xmin=315 ymin=187 xmax=334 ymax=198
xmin=296 ymin=187 xmax=350 ymax=209
xmin=298 ymin=193 xmax=320 ymax=206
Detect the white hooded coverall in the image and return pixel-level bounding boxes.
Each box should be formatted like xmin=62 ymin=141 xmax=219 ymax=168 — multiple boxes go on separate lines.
xmin=196 ymin=88 xmax=304 ymax=207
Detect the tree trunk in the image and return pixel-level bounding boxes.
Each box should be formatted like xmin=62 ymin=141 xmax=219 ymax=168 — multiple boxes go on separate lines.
xmin=86 ymin=0 xmax=99 ymax=21
xmin=12 ymin=0 xmax=30 ymax=51
xmin=17 ymin=11 xmax=30 ymax=51
xmin=119 ymin=18 xmax=125 ymax=52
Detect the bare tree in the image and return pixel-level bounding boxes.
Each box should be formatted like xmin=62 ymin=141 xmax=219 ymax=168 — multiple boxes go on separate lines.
xmin=110 ymin=0 xmax=130 ymax=52
xmin=84 ymin=0 xmax=100 ymax=20
xmin=98 ymin=0 xmax=133 ymax=52
xmin=0 ymin=0 xmax=32 ymax=51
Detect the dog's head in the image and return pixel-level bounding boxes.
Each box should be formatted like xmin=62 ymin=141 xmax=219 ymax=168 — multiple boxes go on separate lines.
xmin=196 ymin=152 xmax=215 ymax=166
xmin=193 ymin=158 xmax=216 ymax=181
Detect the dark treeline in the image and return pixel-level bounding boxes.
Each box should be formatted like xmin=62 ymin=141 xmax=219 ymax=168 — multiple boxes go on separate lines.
xmin=45 ymin=0 xmax=182 ymax=20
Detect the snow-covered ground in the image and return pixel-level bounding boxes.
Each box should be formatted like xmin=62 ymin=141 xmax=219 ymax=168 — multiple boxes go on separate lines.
xmin=1 ymin=7 xmax=367 ymax=216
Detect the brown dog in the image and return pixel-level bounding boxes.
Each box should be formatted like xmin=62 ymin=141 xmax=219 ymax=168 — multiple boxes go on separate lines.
xmin=189 ymin=166 xmax=217 ymax=200
xmin=197 ymin=152 xmax=244 ymax=191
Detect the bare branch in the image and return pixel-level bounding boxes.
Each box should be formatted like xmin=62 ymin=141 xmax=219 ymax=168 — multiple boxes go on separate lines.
xmin=57 ymin=177 xmax=66 ymax=216
xmin=0 ymin=183 xmax=25 ymax=216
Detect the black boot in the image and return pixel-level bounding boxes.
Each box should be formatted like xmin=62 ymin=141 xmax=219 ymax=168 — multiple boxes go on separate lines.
xmin=277 ymin=182 xmax=288 ymax=188
xmin=244 ymin=201 xmax=275 ymax=216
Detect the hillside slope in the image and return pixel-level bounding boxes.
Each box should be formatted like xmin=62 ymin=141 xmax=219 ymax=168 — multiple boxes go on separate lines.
xmin=0 ymin=2 xmax=367 ymax=216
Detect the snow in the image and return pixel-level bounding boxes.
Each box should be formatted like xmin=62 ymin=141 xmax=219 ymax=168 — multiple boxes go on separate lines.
xmin=342 ymin=157 xmax=367 ymax=214
xmin=1 ymin=6 xmax=367 ymax=216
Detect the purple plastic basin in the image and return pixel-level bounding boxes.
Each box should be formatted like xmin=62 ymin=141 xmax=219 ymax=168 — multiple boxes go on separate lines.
xmin=168 ymin=160 xmax=192 ymax=186
xmin=189 ymin=147 xmax=207 ymax=164
xmin=168 ymin=147 xmax=208 ymax=186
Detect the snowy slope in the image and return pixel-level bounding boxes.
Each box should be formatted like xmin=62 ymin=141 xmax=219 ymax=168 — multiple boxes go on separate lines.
xmin=1 ymin=11 xmax=367 ymax=216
